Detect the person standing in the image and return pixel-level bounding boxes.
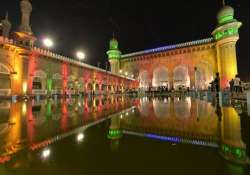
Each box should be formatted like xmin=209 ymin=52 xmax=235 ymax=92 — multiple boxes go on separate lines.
xmin=214 ymin=72 xmax=220 ymax=92
xmin=229 ymin=79 xmax=234 ymax=92
xmin=234 ymin=75 xmax=241 ymax=93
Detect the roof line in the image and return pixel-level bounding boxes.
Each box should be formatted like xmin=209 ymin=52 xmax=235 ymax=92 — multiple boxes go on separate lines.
xmin=121 ymin=37 xmax=214 ymax=58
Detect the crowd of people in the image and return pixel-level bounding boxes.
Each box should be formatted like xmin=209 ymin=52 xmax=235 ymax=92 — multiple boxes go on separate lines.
xmin=229 ymin=74 xmax=243 ymax=93
xmin=209 ymin=73 xmax=244 ymax=93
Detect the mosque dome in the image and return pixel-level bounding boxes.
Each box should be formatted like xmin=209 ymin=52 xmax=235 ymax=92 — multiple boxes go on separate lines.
xmin=217 ymin=5 xmax=234 ymax=24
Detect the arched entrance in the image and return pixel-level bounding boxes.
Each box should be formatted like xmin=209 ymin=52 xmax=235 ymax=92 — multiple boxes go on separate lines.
xmin=52 ymin=73 xmax=63 ymax=94
xmin=67 ymin=76 xmax=78 ymax=95
xmin=173 ymin=66 xmax=190 ymax=90
xmin=152 ymin=67 xmax=169 ymax=88
xmin=195 ymin=62 xmax=214 ymax=90
xmin=32 ymin=70 xmax=47 ymax=95
xmin=0 ymin=64 xmax=11 ymax=95
xmin=139 ymin=70 xmax=150 ymax=91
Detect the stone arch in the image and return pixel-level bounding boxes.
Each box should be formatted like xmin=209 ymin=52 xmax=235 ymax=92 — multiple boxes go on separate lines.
xmin=195 ymin=62 xmax=214 ymax=90
xmin=139 ymin=70 xmax=150 ymax=90
xmin=0 ymin=63 xmax=11 ymax=94
xmin=67 ymin=75 xmax=76 ymax=89
xmin=95 ymin=84 xmax=100 ymax=91
xmin=33 ymin=70 xmax=47 ymax=90
xmin=87 ymin=83 xmax=93 ymax=91
xmin=0 ymin=63 xmax=10 ymax=74
xmin=78 ymin=78 xmax=84 ymax=92
xmin=173 ymin=65 xmax=190 ymax=90
xmin=52 ymin=73 xmax=63 ymax=93
xmin=152 ymin=67 xmax=169 ymax=87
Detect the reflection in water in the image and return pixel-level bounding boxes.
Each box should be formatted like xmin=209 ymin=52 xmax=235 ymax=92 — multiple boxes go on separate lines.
xmin=0 ymin=96 xmax=133 ymax=163
xmin=0 ymin=96 xmax=249 ymax=175
xmin=121 ymin=96 xmax=249 ymax=165
xmin=153 ymin=97 xmax=171 ymax=118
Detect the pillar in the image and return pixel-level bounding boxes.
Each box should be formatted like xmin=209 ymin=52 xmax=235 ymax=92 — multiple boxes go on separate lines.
xmin=107 ymin=37 xmax=122 ymax=74
xmin=212 ymin=5 xmax=242 ymax=90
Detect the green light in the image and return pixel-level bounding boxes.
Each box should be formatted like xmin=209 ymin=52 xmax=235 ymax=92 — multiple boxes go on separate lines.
xmin=219 ymin=15 xmax=234 ymax=24
xmin=221 ymin=144 xmax=248 ymax=161
xmin=107 ymin=50 xmax=121 ymax=60
xmin=107 ymin=129 xmax=122 ymax=139
xmin=46 ymin=101 xmax=52 ymax=119
xmin=107 ymin=38 xmax=122 ymax=60
xmin=214 ymin=27 xmax=238 ymax=40
xmin=110 ymin=39 xmax=119 ymax=50
xmin=47 ymin=79 xmax=52 ymax=92
xmin=235 ymin=148 xmax=242 ymax=158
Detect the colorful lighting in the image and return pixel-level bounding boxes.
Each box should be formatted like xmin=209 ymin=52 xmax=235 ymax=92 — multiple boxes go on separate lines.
xmin=121 ymin=38 xmax=213 ymax=58
xmin=123 ymin=131 xmax=219 ymax=148
xmin=108 ymin=129 xmax=122 ymax=139
xmin=214 ymin=27 xmax=238 ymax=40
xmin=221 ymin=144 xmax=246 ymax=159
xmin=22 ymin=82 xmax=27 ymax=94
xmin=219 ymin=15 xmax=234 ymax=24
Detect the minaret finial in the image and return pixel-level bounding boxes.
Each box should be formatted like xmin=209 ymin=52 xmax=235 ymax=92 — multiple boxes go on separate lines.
xmin=112 ymin=32 xmax=115 ymax=39
xmin=5 ymin=11 xmax=9 ymax=20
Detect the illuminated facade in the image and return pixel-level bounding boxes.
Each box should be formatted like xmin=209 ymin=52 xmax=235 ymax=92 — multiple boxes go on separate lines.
xmin=108 ymin=5 xmax=242 ymax=90
xmin=0 ymin=0 xmax=135 ymax=97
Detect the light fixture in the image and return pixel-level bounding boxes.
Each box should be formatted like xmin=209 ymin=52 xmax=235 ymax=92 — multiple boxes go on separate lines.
xmin=43 ymin=38 xmax=53 ymax=48
xmin=76 ymin=51 xmax=86 ymax=60
xmin=41 ymin=148 xmax=51 ymax=159
xmin=76 ymin=133 xmax=84 ymax=142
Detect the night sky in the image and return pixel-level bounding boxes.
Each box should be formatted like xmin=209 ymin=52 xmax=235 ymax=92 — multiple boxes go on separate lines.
xmin=1 ymin=0 xmax=250 ymax=79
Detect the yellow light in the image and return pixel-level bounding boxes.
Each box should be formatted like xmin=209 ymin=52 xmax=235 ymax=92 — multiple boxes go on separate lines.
xmin=22 ymin=103 xmax=27 ymax=116
xmin=22 ymin=82 xmax=27 ymax=94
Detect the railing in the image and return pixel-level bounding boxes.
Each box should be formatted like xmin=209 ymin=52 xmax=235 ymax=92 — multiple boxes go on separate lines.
xmin=0 ymin=89 xmax=11 ymax=96
xmin=32 ymin=89 xmax=47 ymax=95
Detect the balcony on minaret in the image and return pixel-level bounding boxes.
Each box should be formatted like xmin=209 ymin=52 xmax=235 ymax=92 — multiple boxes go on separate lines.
xmin=14 ymin=0 xmax=36 ymax=47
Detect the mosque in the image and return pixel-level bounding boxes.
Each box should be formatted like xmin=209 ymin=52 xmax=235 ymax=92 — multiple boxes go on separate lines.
xmin=0 ymin=0 xmax=242 ymax=97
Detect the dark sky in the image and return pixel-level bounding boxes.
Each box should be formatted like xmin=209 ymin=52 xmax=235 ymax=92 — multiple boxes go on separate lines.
xmin=1 ymin=0 xmax=250 ymax=78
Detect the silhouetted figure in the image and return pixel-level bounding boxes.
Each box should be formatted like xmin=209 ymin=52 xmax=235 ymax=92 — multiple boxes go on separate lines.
xmin=214 ymin=72 xmax=220 ymax=92
xmin=229 ymin=79 xmax=234 ymax=92
xmin=234 ymin=74 xmax=241 ymax=93
xmin=215 ymin=103 xmax=222 ymax=122
xmin=209 ymin=81 xmax=215 ymax=92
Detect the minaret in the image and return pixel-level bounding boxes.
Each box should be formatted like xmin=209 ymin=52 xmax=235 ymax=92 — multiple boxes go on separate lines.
xmin=15 ymin=0 xmax=36 ymax=47
xmin=1 ymin=12 xmax=12 ymax=37
xmin=106 ymin=36 xmax=122 ymax=74
xmin=19 ymin=0 xmax=33 ymax=34
xmin=220 ymin=107 xmax=248 ymax=164
xmin=107 ymin=116 xmax=122 ymax=151
xmin=212 ymin=4 xmax=242 ymax=90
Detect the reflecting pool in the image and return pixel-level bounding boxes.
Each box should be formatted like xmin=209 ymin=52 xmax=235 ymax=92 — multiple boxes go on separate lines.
xmin=0 ymin=96 xmax=249 ymax=175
